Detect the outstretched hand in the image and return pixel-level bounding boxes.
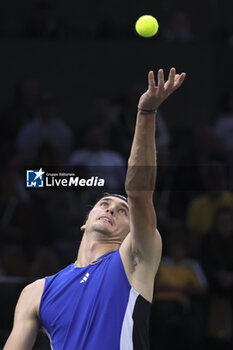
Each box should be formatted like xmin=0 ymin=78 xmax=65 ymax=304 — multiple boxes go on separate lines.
xmin=138 ymin=68 xmax=186 ymax=111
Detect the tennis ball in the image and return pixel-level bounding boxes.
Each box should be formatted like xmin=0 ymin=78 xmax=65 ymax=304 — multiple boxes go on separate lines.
xmin=135 ymin=15 xmax=159 ymax=38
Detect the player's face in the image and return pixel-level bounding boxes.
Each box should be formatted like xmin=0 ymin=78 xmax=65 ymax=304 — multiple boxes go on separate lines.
xmin=83 ymin=197 xmax=130 ymax=242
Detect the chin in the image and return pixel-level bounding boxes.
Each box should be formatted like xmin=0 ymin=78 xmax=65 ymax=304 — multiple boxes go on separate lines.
xmin=92 ymin=223 xmax=112 ymax=236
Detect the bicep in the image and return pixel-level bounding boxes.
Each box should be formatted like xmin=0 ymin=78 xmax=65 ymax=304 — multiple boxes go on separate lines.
xmin=4 ymin=286 xmax=40 ymax=350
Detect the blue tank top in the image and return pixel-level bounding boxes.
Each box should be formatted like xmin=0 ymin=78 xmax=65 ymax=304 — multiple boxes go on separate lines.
xmin=39 ymin=250 xmax=151 ymax=350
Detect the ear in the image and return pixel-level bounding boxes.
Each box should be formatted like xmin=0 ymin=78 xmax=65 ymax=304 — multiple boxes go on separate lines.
xmin=80 ymin=224 xmax=86 ymax=232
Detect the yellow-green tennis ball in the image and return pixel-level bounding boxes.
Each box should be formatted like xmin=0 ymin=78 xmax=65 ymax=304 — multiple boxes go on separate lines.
xmin=135 ymin=15 xmax=159 ymax=38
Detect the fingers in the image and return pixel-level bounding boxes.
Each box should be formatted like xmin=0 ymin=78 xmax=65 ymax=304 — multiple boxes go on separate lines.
xmin=148 ymin=71 xmax=156 ymax=90
xmin=148 ymin=68 xmax=186 ymax=95
xmin=164 ymin=68 xmax=186 ymax=92
xmin=157 ymin=69 xmax=164 ymax=90
xmin=164 ymin=67 xmax=176 ymax=91
xmin=174 ymin=72 xmax=186 ymax=89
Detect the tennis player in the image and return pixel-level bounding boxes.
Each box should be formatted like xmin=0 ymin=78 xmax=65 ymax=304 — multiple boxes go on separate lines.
xmin=4 ymin=68 xmax=186 ymax=350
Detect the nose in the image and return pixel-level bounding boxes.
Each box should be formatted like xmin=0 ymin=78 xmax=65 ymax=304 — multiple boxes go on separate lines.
xmin=106 ymin=206 xmax=114 ymax=215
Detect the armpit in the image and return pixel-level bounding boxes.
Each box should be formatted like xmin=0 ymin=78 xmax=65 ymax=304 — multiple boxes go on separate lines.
xmin=130 ymin=248 xmax=142 ymax=273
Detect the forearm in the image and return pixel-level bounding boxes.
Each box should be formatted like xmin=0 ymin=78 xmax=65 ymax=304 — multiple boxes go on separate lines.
xmin=126 ymin=110 xmax=157 ymax=196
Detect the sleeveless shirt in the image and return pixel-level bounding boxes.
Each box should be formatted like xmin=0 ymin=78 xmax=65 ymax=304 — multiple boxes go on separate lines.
xmin=39 ymin=250 xmax=151 ymax=350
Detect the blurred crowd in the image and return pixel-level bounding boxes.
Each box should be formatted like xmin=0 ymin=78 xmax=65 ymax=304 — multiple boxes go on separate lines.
xmin=0 ymin=0 xmax=233 ymax=45
xmin=1 ymin=1 xmax=233 ymax=350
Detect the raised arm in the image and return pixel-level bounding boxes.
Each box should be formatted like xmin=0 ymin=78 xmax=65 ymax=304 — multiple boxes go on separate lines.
xmin=4 ymin=279 xmax=44 ymax=350
xmin=120 ymin=68 xmax=186 ymax=301
xmin=126 ymin=68 xmax=186 ymax=235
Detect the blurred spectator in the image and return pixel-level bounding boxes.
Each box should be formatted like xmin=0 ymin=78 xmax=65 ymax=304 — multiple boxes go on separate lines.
xmin=17 ymin=92 xmax=74 ymax=164
xmin=215 ymin=89 xmax=233 ymax=162
xmin=0 ymin=244 xmax=60 ymax=279
xmin=201 ymin=208 xmax=233 ymax=346
xmin=151 ymin=234 xmax=207 ymax=350
xmin=0 ymin=245 xmax=29 ymax=277
xmin=167 ymin=126 xmax=224 ymax=222
xmin=3 ymin=149 xmax=30 ymax=202
xmin=23 ymin=141 xmax=75 ymax=245
xmin=193 ymin=125 xmax=224 ymax=160
xmin=162 ymin=10 xmax=194 ymax=43
xmin=29 ymin=245 xmax=60 ymax=278
xmin=186 ymin=166 xmax=233 ymax=256
xmin=156 ymin=236 xmax=208 ymax=300
xmin=80 ymin=96 xmax=114 ymax=138
xmin=24 ymin=0 xmax=63 ymax=39
xmin=186 ymin=158 xmax=231 ymax=223
xmin=0 ymin=165 xmax=39 ymax=244
xmin=68 ymin=124 xmax=126 ymax=192
xmin=33 ymin=142 xmax=58 ymax=167
xmin=0 ymin=147 xmax=71 ymax=247
xmin=35 ymin=189 xmax=74 ymax=244
xmin=1 ymin=78 xmax=41 ymax=151
xmin=63 ymin=190 xmax=91 ymax=242
xmin=227 ymin=31 xmax=233 ymax=46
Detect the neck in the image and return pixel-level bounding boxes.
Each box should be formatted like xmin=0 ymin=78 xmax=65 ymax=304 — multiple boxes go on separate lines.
xmin=75 ymin=234 xmax=120 ymax=267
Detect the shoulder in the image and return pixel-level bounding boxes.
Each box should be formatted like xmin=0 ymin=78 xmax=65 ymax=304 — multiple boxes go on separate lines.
xmin=68 ymin=150 xmax=89 ymax=165
xmin=17 ymin=121 xmax=36 ymax=138
xmin=104 ymin=151 xmax=126 ymax=164
xmin=19 ymin=279 xmax=45 ymax=317
xmin=216 ymin=114 xmax=233 ymax=128
xmin=22 ymin=279 xmax=45 ymax=295
xmin=52 ymin=117 xmax=72 ymax=133
xmin=188 ymin=195 xmax=208 ymax=209
xmin=220 ymin=191 xmax=233 ymax=201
